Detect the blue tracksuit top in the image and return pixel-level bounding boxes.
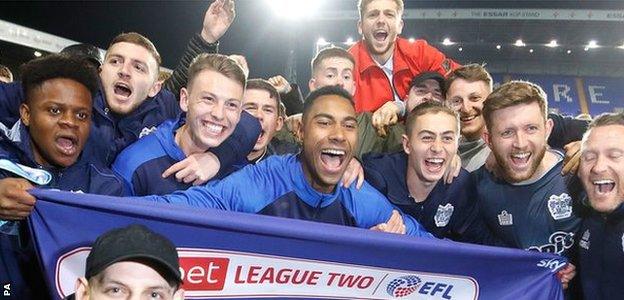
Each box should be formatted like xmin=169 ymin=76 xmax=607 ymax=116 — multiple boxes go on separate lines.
xmin=363 ymin=151 xmax=505 ymax=245
xmin=142 ymin=154 xmax=432 ymax=238
xmin=0 ymin=81 xmax=260 ymax=170
xmin=0 ymin=121 xmax=124 ymax=300
xmin=578 ymin=203 xmax=624 ymax=300
xmin=113 ymin=116 xmax=239 ymax=196
xmin=472 ymin=150 xmax=583 ymax=259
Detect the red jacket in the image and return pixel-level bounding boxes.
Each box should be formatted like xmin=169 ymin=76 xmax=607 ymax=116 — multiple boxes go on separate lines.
xmin=349 ymin=37 xmax=460 ymax=113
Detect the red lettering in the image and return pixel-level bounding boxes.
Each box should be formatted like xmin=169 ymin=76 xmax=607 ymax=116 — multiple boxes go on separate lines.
xmin=357 ymin=276 xmax=373 ymax=289
xmin=327 ymin=272 xmax=340 ymax=286
xmin=276 ymin=268 xmax=293 ymax=284
xmin=234 ymin=266 xmax=245 ymax=284
xmin=259 ymin=267 xmax=275 ymax=284
xmin=247 ymin=266 xmax=262 ymax=284
xmin=307 ymin=271 xmax=322 ymax=285
xmin=337 ymin=274 xmax=360 ymax=288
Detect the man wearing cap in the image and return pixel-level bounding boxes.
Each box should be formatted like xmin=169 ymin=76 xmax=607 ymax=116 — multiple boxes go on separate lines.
xmin=71 ymin=224 xmax=184 ymax=300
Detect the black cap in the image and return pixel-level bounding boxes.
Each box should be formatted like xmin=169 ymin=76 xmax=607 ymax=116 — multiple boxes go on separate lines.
xmin=409 ymin=72 xmax=446 ymax=94
xmin=85 ymin=224 xmax=182 ymax=283
xmin=60 ymin=43 xmax=104 ymax=67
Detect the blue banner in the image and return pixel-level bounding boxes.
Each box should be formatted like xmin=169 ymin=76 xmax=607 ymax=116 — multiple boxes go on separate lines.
xmin=28 ymin=189 xmax=565 ymax=299
xmin=583 ymin=76 xmax=624 ymax=116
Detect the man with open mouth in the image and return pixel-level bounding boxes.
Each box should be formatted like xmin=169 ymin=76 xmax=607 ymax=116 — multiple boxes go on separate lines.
xmin=577 ymin=112 xmax=624 ymax=300
xmin=0 ymin=55 xmax=124 ymax=300
xmin=141 ymin=86 xmax=431 ymax=238
xmin=0 ymin=0 xmax=260 ymax=187
xmin=113 ymin=54 xmax=248 ymax=196
xmin=349 ymin=0 xmax=460 ymax=120
xmin=474 ymin=81 xmax=581 ymax=290
xmin=363 ymin=101 xmax=503 ymax=245
xmin=445 ymin=64 xmax=589 ymax=173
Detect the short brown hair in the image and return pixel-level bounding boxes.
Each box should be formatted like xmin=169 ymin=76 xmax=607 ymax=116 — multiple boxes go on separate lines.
xmin=405 ymin=100 xmax=459 ymax=137
xmin=246 ymin=78 xmax=282 ymax=115
xmin=187 ymin=53 xmax=246 ymax=90
xmin=588 ymin=112 xmax=624 ymax=130
xmin=107 ymin=32 xmax=161 ymax=66
xmin=445 ymin=63 xmax=492 ymax=93
xmin=358 ymin=0 xmax=404 ymax=19
xmin=0 ymin=64 xmax=12 ymax=82
xmin=311 ymin=47 xmax=355 ymax=75
xmin=483 ymin=80 xmax=548 ymax=132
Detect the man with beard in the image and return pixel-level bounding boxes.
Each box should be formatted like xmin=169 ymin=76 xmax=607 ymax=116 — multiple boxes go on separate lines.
xmin=0 ymin=55 xmax=124 ymax=300
xmin=140 ymin=86 xmax=431 ymax=237
xmin=349 ymin=0 xmax=460 ymax=130
xmin=364 ymin=101 xmax=501 ymax=244
xmin=0 ymin=0 xmax=260 ymax=185
xmin=113 ymin=54 xmax=247 ymax=196
xmin=445 ymin=64 xmax=588 ymax=172
xmin=577 ymin=112 xmax=624 ymax=299
xmin=243 ymin=79 xmax=299 ymax=164
xmin=474 ymin=81 xmax=580 ymax=289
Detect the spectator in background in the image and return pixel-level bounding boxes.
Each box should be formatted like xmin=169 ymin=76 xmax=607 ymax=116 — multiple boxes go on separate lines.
xmin=268 ymin=75 xmax=304 ymax=116
xmin=0 ymin=54 xmax=124 ymax=300
xmin=0 ymin=64 xmax=12 ymax=83
xmin=71 ymin=225 xmax=184 ymax=300
xmin=243 ymin=79 xmax=299 ymax=164
xmin=349 ymin=0 xmax=460 ymax=130
xmin=577 ymin=112 xmax=624 ymax=300
xmin=60 ymin=43 xmax=104 ymax=68
xmin=113 ymin=54 xmax=246 ymax=196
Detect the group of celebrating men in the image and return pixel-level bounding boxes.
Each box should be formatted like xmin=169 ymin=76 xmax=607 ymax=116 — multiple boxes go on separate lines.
xmin=0 ymin=0 xmax=622 ymax=299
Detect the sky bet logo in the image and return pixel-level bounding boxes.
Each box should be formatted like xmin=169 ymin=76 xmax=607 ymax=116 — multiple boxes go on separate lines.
xmin=386 ymin=275 xmax=455 ymax=299
xmin=178 ymin=257 xmax=229 ymax=291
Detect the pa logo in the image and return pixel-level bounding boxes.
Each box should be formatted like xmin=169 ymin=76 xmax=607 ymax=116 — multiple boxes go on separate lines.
xmin=386 ymin=275 xmax=422 ymax=298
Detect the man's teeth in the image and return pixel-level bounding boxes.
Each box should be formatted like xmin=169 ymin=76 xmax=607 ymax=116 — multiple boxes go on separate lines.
xmin=425 ymin=158 xmax=444 ymax=164
xmin=203 ymin=122 xmax=223 ymax=134
xmin=461 ymin=115 xmax=476 ymax=122
xmin=321 ymin=149 xmax=345 ymax=156
xmin=593 ymin=179 xmax=615 ymax=185
xmin=511 ymin=152 xmax=530 ymax=159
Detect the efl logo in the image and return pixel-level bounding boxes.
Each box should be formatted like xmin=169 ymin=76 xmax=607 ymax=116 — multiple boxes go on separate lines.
xmin=386 ymin=275 xmax=455 ymax=299
xmin=179 ymin=257 xmax=229 ymax=291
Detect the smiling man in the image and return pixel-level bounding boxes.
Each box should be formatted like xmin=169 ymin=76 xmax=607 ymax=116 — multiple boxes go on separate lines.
xmin=113 ymin=54 xmax=246 ymax=195
xmin=473 ymin=81 xmax=581 ymax=289
xmin=141 ymin=86 xmax=431 ymax=237
xmin=577 ymin=112 xmax=624 ymax=300
xmin=364 ymin=101 xmax=501 ymax=244
xmin=349 ymin=0 xmax=459 ymax=121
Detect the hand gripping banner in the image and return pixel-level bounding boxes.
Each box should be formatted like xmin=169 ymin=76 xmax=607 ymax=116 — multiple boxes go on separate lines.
xmin=28 ymin=189 xmax=565 ymax=299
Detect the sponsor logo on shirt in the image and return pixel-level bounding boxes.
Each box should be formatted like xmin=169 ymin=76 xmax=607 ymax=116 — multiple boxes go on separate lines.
xmin=579 ymin=229 xmax=590 ymax=250
xmin=434 ymin=203 xmax=454 ymax=227
xmin=497 ymin=210 xmax=513 ymax=226
xmin=547 ymin=193 xmax=573 ymax=220
xmin=527 ymin=231 xmax=575 ymax=255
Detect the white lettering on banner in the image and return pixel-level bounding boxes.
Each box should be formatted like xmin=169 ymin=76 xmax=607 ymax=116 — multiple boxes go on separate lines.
xmin=588 ymin=86 xmax=610 ymax=104
xmin=56 ymin=247 xmax=479 ymax=299
xmin=553 ymin=84 xmax=573 ymax=103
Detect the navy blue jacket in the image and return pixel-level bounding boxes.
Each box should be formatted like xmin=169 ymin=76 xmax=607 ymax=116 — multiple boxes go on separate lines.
xmin=142 ymin=154 xmax=432 ymax=237
xmin=0 ymin=121 xmax=124 ymax=300
xmin=363 ymin=151 xmax=504 ymax=245
xmin=113 ymin=116 xmax=240 ymax=196
xmin=473 ymin=150 xmax=583 ymax=259
xmin=0 ymin=34 xmax=260 ymax=168
xmin=578 ymin=203 xmax=624 ymax=300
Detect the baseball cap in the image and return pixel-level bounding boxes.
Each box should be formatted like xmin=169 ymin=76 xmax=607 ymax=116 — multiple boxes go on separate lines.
xmin=85 ymin=224 xmax=182 ymax=283
xmin=61 ymin=43 xmax=104 ymax=67
xmin=409 ymin=72 xmax=446 ymax=94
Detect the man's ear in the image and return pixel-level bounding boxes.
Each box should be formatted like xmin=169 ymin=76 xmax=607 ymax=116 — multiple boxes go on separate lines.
xmin=545 ymin=118 xmax=554 ymax=142
xmin=357 ymin=20 xmax=363 ymax=36
xmin=308 ymin=78 xmax=316 ymax=92
xmin=19 ymin=103 xmax=30 ymax=126
xmin=276 ymin=115 xmax=284 ymax=132
xmin=482 ymin=128 xmax=491 ymax=147
xmin=74 ymin=277 xmax=90 ymax=300
xmin=179 ymin=87 xmax=189 ymax=113
xmin=402 ymin=134 xmax=410 ymax=155
xmin=398 ymin=19 xmax=404 ymax=35
xmin=148 ymin=79 xmax=163 ymax=97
